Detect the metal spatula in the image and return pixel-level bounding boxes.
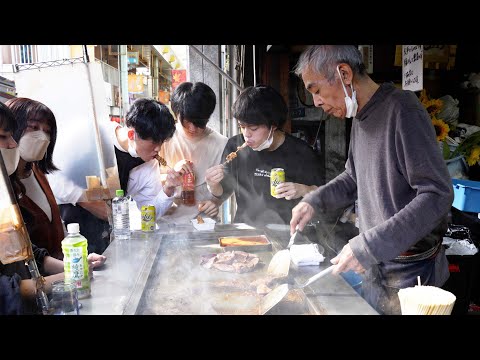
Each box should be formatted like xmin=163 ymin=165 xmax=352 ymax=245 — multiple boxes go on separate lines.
xmin=259 ymin=265 xmax=335 ymax=315
xmin=295 ymin=265 xmax=335 ymax=289
xmin=287 ymin=225 xmax=300 ymax=249
xmin=267 ymin=249 xmax=291 ymax=278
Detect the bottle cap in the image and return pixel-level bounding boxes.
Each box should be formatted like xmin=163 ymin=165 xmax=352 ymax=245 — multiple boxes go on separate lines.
xmin=67 ymin=223 xmax=80 ymax=234
xmin=116 ymin=189 xmax=124 ymax=197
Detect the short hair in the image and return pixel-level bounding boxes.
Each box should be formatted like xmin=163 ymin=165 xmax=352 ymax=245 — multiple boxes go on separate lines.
xmin=171 ymin=82 xmax=216 ymax=129
xmin=125 ymin=98 xmax=176 ymax=143
xmin=293 ymin=45 xmax=367 ymax=83
xmin=6 ymin=97 xmax=59 ymax=174
xmin=0 ymin=101 xmax=17 ymax=134
xmin=232 ymin=85 xmax=288 ymax=129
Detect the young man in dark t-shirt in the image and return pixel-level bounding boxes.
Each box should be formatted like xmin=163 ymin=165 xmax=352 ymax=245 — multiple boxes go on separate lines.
xmin=206 ymin=85 xmax=324 ymax=227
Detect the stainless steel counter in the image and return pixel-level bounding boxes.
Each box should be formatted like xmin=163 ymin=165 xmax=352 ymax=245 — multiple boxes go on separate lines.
xmin=81 ymin=222 xmax=378 ymax=315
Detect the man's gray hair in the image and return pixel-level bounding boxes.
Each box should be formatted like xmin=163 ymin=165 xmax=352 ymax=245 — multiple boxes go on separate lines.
xmin=293 ymin=45 xmax=367 ymax=83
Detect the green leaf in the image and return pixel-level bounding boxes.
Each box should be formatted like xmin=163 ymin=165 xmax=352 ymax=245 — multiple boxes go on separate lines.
xmin=442 ymin=140 xmax=451 ymax=159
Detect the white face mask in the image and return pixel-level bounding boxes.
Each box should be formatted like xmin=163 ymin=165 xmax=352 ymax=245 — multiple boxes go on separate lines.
xmin=18 ymin=130 xmax=50 ymax=162
xmin=336 ymin=65 xmax=358 ymax=118
xmin=252 ymin=127 xmax=274 ymax=152
xmin=0 ymin=147 xmax=20 ymax=176
xmin=127 ymin=131 xmax=139 ymax=158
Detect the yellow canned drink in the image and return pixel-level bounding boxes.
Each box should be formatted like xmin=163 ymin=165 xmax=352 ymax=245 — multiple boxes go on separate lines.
xmin=270 ymin=168 xmax=285 ymax=197
xmin=141 ymin=205 xmax=156 ymax=232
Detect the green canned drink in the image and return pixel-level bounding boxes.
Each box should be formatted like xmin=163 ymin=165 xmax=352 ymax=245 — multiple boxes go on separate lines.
xmin=141 ymin=205 xmax=156 ymax=232
xmin=270 ymin=168 xmax=285 ymax=197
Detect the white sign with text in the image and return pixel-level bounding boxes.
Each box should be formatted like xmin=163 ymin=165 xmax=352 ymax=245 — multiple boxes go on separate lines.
xmin=402 ymin=45 xmax=423 ymax=92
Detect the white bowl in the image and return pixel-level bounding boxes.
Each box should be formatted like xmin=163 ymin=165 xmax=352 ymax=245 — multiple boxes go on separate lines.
xmin=191 ymin=217 xmax=216 ymax=231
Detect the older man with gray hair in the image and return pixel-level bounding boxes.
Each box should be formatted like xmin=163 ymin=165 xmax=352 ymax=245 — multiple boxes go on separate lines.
xmin=290 ymin=45 xmax=453 ymax=315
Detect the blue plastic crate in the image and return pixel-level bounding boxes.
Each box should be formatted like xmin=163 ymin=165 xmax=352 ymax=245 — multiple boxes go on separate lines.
xmin=452 ymin=179 xmax=480 ymax=213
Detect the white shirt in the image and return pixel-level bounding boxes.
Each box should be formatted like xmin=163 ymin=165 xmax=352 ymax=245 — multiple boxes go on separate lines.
xmin=47 ymin=172 xmax=85 ymax=205
xmin=158 ymin=122 xmax=228 ymax=224
xmin=127 ymin=159 xmax=174 ymax=220
xmin=20 ymin=172 xmax=52 ymax=221
xmin=112 ymin=122 xmax=174 ymax=221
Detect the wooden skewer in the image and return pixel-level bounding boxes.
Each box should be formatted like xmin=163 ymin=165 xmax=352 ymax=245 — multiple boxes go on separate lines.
xmin=222 ymin=142 xmax=247 ymax=166
xmin=155 ymin=155 xmax=174 ymax=170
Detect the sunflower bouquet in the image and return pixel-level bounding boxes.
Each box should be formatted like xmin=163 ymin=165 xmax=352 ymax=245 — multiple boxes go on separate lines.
xmin=420 ymin=90 xmax=451 ymax=158
xmin=420 ymin=90 xmax=480 ymax=169
xmin=450 ymin=130 xmax=480 ymax=166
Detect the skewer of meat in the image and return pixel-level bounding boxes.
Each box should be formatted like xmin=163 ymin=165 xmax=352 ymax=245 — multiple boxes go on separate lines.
xmin=155 ymin=154 xmax=174 ymax=170
xmin=222 ymin=142 xmax=247 ymax=166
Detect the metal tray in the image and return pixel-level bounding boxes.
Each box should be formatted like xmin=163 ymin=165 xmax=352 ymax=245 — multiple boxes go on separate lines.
xmin=218 ymin=235 xmax=272 ymax=252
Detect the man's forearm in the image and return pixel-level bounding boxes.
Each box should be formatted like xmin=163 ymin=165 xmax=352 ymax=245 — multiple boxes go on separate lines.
xmin=78 ymin=201 xmax=110 ymax=221
xmin=207 ymin=183 xmax=224 ymax=198
xmin=43 ymin=256 xmax=65 ymax=275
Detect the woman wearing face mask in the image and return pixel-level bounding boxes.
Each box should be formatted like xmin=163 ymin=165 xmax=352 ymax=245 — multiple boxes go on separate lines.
xmin=205 ymin=85 xmax=324 ymax=227
xmin=8 ymin=98 xmax=112 ymax=257
xmin=0 ymin=102 xmax=106 ymax=314
xmin=5 ymin=97 xmax=65 ymax=259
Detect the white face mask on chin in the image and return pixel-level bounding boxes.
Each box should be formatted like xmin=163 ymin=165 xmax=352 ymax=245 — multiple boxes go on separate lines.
xmin=18 ymin=130 xmax=50 ymax=162
xmin=0 ymin=147 xmax=20 ymax=176
xmin=336 ymin=65 xmax=358 ymax=118
xmin=252 ymin=127 xmax=274 ymax=152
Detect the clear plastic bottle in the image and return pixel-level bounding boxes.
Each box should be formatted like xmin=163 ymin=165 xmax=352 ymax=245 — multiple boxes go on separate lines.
xmin=112 ymin=189 xmax=130 ymax=240
xmin=62 ymin=223 xmax=91 ymax=299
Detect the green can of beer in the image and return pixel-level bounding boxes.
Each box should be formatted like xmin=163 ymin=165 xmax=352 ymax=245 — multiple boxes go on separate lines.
xmin=270 ymin=168 xmax=285 ymax=197
xmin=141 ymin=205 xmax=156 ymax=232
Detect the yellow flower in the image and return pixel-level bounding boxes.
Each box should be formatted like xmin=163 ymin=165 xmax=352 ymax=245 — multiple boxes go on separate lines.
xmin=424 ymin=99 xmax=443 ymax=116
xmin=419 ymin=90 xmax=428 ymax=104
xmin=432 ymin=117 xmax=450 ymax=142
xmin=466 ymin=145 xmax=480 ymax=166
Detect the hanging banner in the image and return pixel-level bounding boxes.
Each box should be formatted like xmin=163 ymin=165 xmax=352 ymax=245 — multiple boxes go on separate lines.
xmin=127 ymin=51 xmax=139 ymax=65
xmin=402 ymin=45 xmax=423 ymax=92
xmin=171 ymin=69 xmax=186 ymax=91
xmin=128 ymin=74 xmax=145 ymax=94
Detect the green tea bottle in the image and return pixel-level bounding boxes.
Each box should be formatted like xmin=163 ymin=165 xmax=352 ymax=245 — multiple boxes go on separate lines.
xmin=62 ymin=223 xmax=91 ymax=299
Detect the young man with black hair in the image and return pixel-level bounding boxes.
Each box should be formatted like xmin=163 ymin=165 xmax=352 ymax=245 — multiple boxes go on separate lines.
xmin=158 ymin=82 xmax=228 ymax=224
xmin=206 ymin=84 xmax=324 ymax=227
xmin=112 ymin=98 xmax=182 ymax=220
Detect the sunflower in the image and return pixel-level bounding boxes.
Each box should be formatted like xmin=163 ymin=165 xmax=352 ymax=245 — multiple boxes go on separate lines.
xmin=432 ymin=117 xmax=450 ymax=142
xmin=466 ymin=145 xmax=480 ymax=166
xmin=424 ymin=99 xmax=443 ymax=117
xmin=419 ymin=90 xmax=429 ymax=105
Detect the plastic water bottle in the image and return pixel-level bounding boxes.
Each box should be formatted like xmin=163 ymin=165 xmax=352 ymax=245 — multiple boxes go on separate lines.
xmin=112 ymin=189 xmax=130 ymax=240
xmin=62 ymin=223 xmax=91 ymax=299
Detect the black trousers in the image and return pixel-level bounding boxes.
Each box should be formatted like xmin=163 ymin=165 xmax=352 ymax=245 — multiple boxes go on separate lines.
xmin=59 ymin=204 xmax=111 ymax=255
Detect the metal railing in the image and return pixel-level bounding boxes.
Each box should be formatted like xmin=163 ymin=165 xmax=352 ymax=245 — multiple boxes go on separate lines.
xmin=11 ymin=45 xmax=37 ymax=64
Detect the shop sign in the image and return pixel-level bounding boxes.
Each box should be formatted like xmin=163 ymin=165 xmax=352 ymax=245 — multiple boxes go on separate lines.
xmin=158 ymin=90 xmax=170 ymax=104
xmin=128 ymin=74 xmax=145 ymax=94
xmin=128 ymin=51 xmax=139 ymax=65
xmin=402 ymin=45 xmax=423 ymax=92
